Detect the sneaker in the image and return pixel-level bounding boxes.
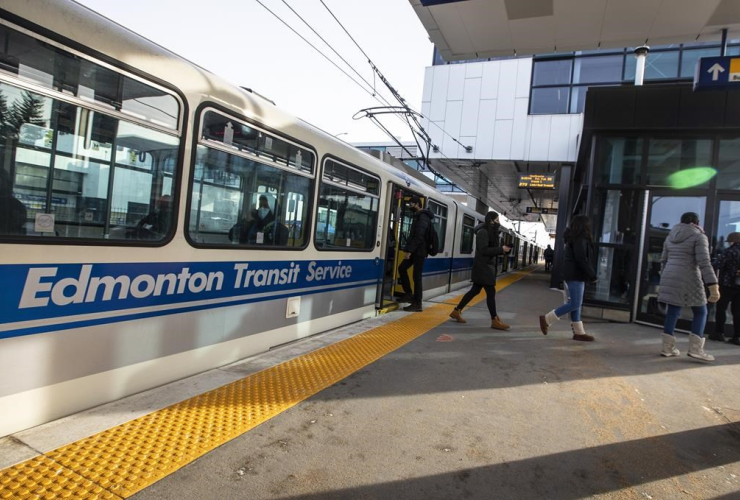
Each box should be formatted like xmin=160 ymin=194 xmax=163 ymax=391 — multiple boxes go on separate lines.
xmin=730 ymin=337 xmax=740 ymax=346
xmin=708 ymin=333 xmax=727 ymax=342
xmin=397 ymin=294 xmax=414 ymax=303
xmin=449 ymin=309 xmax=466 ymax=323
xmin=403 ymin=302 xmax=423 ymax=312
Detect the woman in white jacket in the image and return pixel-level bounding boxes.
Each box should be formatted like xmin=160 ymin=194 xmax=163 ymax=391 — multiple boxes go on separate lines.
xmin=658 ymin=212 xmax=720 ymax=361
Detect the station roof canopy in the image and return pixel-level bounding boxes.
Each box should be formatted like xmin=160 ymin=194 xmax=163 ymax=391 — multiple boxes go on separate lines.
xmin=409 ymin=0 xmax=740 ymax=61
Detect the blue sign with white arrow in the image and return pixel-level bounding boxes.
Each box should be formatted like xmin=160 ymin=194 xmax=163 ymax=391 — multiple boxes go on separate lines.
xmin=694 ymin=56 xmax=740 ymax=91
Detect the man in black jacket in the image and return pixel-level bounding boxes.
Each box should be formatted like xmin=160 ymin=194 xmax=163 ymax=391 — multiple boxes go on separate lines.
xmin=398 ymin=196 xmax=433 ymax=312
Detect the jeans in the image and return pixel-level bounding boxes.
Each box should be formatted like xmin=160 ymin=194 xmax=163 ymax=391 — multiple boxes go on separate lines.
xmin=715 ymin=286 xmax=740 ymax=337
xmin=399 ymin=254 xmax=425 ymax=304
xmin=663 ymin=304 xmax=707 ymax=337
xmin=554 ymin=281 xmax=585 ymax=322
xmin=456 ymin=283 xmax=497 ymax=318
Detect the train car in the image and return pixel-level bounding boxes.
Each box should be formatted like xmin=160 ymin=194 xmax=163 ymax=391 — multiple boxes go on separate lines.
xmin=0 ymin=0 xmax=542 ymax=436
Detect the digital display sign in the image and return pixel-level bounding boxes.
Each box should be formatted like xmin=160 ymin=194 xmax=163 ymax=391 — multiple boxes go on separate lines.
xmin=518 ymin=174 xmax=556 ymax=189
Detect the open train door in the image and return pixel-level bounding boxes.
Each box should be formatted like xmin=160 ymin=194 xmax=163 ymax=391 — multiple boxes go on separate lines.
xmin=376 ymin=184 xmax=425 ymax=309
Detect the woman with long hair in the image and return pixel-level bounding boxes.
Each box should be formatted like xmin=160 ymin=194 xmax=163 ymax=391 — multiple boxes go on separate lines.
xmin=538 ymin=215 xmax=597 ymax=341
xmin=657 ymin=212 xmax=719 ymax=361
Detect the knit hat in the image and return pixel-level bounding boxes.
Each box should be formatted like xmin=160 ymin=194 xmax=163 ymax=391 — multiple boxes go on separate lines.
xmin=728 ymin=232 xmax=740 ymax=243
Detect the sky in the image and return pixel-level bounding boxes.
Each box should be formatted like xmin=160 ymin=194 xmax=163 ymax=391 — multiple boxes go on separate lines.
xmin=75 ymin=0 xmax=433 ymax=144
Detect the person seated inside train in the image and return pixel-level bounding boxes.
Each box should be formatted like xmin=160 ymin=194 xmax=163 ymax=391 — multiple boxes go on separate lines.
xmin=135 ymin=195 xmax=173 ymax=240
xmin=0 ymin=169 xmax=27 ymax=235
xmin=229 ymin=194 xmax=280 ymax=244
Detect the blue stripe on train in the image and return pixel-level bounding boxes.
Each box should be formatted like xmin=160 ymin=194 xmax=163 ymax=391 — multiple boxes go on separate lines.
xmin=0 ymin=259 xmax=382 ymax=327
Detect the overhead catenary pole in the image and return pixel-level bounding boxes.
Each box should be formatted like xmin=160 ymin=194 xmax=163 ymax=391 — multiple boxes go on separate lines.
xmin=721 ymin=28 xmax=728 ymax=57
xmin=634 ymin=46 xmax=650 ymax=86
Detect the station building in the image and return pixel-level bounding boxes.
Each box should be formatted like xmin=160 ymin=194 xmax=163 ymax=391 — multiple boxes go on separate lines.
xmin=410 ymin=0 xmax=740 ymax=329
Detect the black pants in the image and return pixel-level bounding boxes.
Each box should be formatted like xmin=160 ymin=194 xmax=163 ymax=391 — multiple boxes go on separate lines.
xmin=545 ymin=259 xmax=553 ymax=271
xmin=456 ymin=283 xmax=497 ymax=318
xmin=715 ymin=286 xmax=740 ymax=337
xmin=399 ymin=254 xmax=425 ymax=304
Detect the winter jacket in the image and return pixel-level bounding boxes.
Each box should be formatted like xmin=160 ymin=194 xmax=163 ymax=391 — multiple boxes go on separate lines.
xmin=658 ymin=223 xmax=717 ymax=307
xmin=562 ymin=236 xmax=597 ymax=282
xmin=471 ymin=223 xmax=504 ymax=286
xmin=403 ymin=208 xmax=434 ymax=257
xmin=714 ymin=243 xmax=740 ymax=289
xmin=544 ymin=248 xmax=554 ymax=261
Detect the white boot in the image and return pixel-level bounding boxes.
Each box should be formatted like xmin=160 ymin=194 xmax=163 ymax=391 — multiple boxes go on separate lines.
xmin=571 ymin=321 xmax=594 ymax=341
xmin=688 ymin=333 xmax=715 ymax=361
xmin=661 ymin=333 xmax=680 ymax=357
xmin=539 ymin=310 xmax=559 ymax=335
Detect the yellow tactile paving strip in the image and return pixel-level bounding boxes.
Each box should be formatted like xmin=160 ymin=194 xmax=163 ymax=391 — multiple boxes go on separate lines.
xmin=0 ymin=267 xmax=536 ymax=498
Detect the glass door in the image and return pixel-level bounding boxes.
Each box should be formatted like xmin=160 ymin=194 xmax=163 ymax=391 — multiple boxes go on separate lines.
xmin=706 ymin=195 xmax=740 ymax=332
xmin=636 ymin=193 xmax=707 ymax=327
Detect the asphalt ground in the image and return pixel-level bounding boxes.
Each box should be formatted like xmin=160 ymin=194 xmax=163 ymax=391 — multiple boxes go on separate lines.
xmin=126 ymin=269 xmax=740 ymax=499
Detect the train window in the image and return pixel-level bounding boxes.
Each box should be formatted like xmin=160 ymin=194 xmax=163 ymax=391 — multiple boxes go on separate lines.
xmin=315 ymin=159 xmax=380 ymax=251
xmin=201 ymin=111 xmax=313 ymax=175
xmin=188 ymin=143 xmax=312 ymax=248
xmin=428 ymin=199 xmax=447 ymax=251
xmin=460 ymin=215 xmax=475 ymax=254
xmin=0 ymin=81 xmax=179 ymax=241
xmin=0 ymin=23 xmax=180 ymax=130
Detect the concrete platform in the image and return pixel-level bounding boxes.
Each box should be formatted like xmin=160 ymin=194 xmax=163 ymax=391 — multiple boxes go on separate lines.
xmin=136 ymin=270 xmax=740 ymax=499
xmin=4 ymin=269 xmax=740 ymax=499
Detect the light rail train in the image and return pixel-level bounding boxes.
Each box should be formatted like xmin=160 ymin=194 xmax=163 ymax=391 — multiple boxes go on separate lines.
xmin=0 ymin=0 xmax=541 ymax=436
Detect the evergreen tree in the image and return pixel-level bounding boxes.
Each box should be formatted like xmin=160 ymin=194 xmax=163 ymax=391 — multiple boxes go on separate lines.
xmin=0 ymin=91 xmax=8 ymax=140
xmin=8 ymin=91 xmax=46 ymax=144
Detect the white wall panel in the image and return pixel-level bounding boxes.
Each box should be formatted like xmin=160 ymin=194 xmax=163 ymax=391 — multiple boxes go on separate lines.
xmin=496 ymin=60 xmax=518 ymax=120
xmin=548 ymin=115 xmax=572 ymax=160
xmin=460 ymin=78 xmax=482 ymax=137
xmin=429 ymin=121 xmax=446 ymax=157
xmin=492 ymin=120 xmax=513 ymax=159
xmin=528 ymin=115 xmax=552 ymax=161
xmin=510 ymin=98 xmax=528 ymax=160
xmin=474 ymin=100 xmax=497 ymax=159
xmin=466 ymin=62 xmax=484 ymax=79
xmin=480 ymin=62 xmax=501 ymax=99
xmin=442 ymin=100 xmax=463 ymax=157
xmin=422 ymin=67 xmax=434 ymax=103
xmin=516 ymin=58 xmax=533 ymax=98
xmin=447 ymin=65 xmax=466 ymax=101
xmin=568 ymin=114 xmax=584 ymax=161
xmin=421 ymin=101 xmax=431 ymax=131
xmin=430 ymin=66 xmax=450 ymax=121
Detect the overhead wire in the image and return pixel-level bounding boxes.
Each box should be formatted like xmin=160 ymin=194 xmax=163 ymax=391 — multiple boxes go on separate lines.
xmin=318 ymin=0 xmax=473 ymax=159
xmin=254 ymin=0 xmax=379 ymax=101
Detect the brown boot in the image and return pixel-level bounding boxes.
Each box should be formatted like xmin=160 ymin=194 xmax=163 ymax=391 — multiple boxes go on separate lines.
xmin=449 ymin=308 xmax=466 ymax=323
xmin=491 ymin=316 xmax=510 ymax=330
xmin=571 ymin=321 xmax=594 ymax=341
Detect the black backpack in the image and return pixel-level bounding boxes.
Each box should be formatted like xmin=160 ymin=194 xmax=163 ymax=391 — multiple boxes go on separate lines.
xmin=426 ymin=216 xmax=439 ymax=256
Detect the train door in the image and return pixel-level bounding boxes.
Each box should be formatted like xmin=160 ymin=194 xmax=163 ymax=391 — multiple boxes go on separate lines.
xmin=377 ymin=184 xmax=424 ymax=308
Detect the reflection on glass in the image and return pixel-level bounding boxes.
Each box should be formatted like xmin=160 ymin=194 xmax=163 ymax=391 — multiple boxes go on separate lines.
xmin=586 ymin=246 xmax=633 ymax=305
xmin=646 ymin=139 xmax=713 ymax=187
xmin=591 ymin=189 xmax=640 ymax=244
xmin=717 ymin=138 xmax=740 ymax=190
xmin=532 ymin=59 xmax=572 ymax=86
xmin=572 ymin=55 xmax=623 ymax=84
xmin=530 ymin=87 xmax=569 ymax=114
xmin=624 ymin=51 xmax=679 ymax=80
xmin=594 ymin=137 xmax=642 ymax=185
xmin=712 ymin=200 xmax=740 ymax=329
xmin=639 ymin=196 xmax=706 ymax=317
xmin=680 ymin=48 xmax=720 ymax=78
